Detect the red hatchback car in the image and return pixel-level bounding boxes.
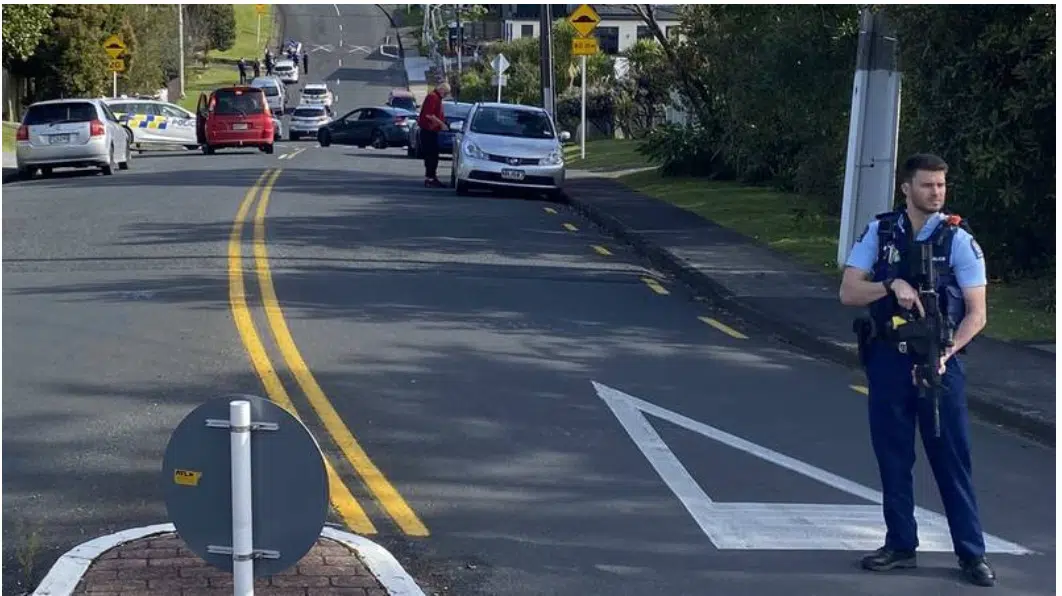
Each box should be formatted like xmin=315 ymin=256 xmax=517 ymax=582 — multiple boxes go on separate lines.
xmin=195 ymin=86 xmax=274 ymax=154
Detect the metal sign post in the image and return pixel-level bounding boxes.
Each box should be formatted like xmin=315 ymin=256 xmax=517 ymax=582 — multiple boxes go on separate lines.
xmin=491 ymin=53 xmax=509 ymax=102
xmin=569 ymin=5 xmax=600 ymax=160
xmin=163 ymin=394 xmax=329 ymax=595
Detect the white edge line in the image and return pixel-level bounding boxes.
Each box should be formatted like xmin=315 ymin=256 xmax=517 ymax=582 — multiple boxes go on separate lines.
xmin=323 ymin=527 xmax=427 ymax=595
xmin=32 ymin=523 xmax=176 ymax=595
xmin=333 ymin=3 xmax=341 ymax=16
xmin=32 ymin=523 xmax=428 ymax=596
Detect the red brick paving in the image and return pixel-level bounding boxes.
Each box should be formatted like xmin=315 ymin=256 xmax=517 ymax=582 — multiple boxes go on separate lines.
xmin=72 ymin=532 xmax=390 ymax=595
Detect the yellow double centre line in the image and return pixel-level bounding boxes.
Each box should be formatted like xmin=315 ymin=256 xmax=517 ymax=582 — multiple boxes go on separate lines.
xmin=228 ymin=168 xmax=428 ymax=537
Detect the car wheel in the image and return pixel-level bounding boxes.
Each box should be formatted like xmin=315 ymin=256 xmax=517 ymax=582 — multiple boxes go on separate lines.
xmin=290 ymin=132 xmax=300 ymax=142
xmin=202 ymin=144 xmax=215 ymax=155
xmin=262 ymin=144 xmax=275 ymax=155
xmin=456 ymin=180 xmax=470 ymax=196
xmin=101 ymin=146 xmax=115 ymax=175
xmin=118 ymin=143 xmax=131 ymax=170
xmin=318 ymin=130 xmax=331 ymax=147
xmin=371 ymin=129 xmax=387 ymax=149
xmin=16 ymin=166 xmax=35 ymax=180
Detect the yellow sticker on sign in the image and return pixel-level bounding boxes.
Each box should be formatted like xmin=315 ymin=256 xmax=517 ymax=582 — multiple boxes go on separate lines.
xmin=174 ymin=469 xmax=202 ymax=487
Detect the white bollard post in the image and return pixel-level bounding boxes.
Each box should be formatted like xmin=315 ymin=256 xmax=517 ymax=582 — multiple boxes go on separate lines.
xmin=230 ymin=400 xmax=254 ymax=596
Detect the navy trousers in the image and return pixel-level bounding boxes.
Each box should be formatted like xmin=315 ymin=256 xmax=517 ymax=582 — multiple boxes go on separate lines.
xmin=864 ymin=341 xmax=986 ymax=560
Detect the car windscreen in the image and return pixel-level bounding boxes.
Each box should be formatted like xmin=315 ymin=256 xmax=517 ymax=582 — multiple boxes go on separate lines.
xmin=275 ymin=63 xmax=294 ymax=71
xmin=302 ymin=88 xmax=327 ymax=96
xmin=389 ymin=97 xmax=415 ymax=110
xmin=292 ymin=107 xmax=326 ymax=118
xmin=212 ymin=90 xmax=265 ymax=115
xmin=444 ymin=104 xmax=472 ymax=123
xmin=25 ymin=102 xmax=97 ymax=125
xmin=256 ymin=85 xmax=279 ymax=97
xmin=469 ymin=107 xmax=555 ymax=139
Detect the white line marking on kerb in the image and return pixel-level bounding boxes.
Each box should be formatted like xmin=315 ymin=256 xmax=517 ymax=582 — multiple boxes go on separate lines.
xmin=333 ymin=3 xmax=341 ymax=16
xmin=31 ymin=523 xmax=426 ymax=596
xmin=338 ymin=24 xmax=343 ymax=32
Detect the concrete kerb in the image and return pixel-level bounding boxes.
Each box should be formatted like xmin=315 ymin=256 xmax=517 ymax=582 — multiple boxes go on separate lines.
xmin=558 ymin=189 xmax=1056 ymax=448
xmin=31 ymin=523 xmax=426 ymax=596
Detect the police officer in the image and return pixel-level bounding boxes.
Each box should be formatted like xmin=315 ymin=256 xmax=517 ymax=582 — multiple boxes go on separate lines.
xmin=840 ymin=153 xmax=994 ymax=587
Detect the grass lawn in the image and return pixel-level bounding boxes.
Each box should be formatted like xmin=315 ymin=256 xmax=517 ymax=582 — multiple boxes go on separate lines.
xmin=580 ymin=140 xmax=1053 ymax=343
xmin=564 ymin=138 xmax=651 ymax=173
xmin=2 ymin=122 xmax=17 ymax=152
xmin=177 ymin=4 xmax=274 ymax=111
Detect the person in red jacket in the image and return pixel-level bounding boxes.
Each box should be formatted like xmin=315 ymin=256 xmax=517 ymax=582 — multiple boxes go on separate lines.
xmin=417 ymin=82 xmax=450 ymax=187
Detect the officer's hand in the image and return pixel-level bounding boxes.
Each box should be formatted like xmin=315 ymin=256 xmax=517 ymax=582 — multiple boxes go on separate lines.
xmin=891 ymin=279 xmax=925 ymax=318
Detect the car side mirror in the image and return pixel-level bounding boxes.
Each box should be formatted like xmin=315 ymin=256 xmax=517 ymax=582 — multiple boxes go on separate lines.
xmin=559 ymin=131 xmax=571 ymax=142
xmin=449 ymin=121 xmax=463 ymax=132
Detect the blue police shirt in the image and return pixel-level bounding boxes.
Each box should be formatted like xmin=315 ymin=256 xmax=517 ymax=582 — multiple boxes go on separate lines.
xmin=845 ymin=212 xmax=987 ymax=289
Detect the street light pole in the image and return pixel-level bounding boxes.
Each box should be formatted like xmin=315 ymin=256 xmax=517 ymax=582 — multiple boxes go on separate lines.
xmin=178 ymin=3 xmax=185 ymax=99
xmin=538 ymin=4 xmax=554 ymax=116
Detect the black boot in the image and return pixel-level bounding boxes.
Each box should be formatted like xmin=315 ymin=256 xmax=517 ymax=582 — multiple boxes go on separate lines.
xmin=960 ymin=557 xmax=996 ymax=587
xmin=861 ymin=546 xmax=917 ymax=571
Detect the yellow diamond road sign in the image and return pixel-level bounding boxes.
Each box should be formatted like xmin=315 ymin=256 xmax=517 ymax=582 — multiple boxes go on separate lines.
xmin=255 ymin=4 xmax=268 ymax=15
xmin=568 ymin=4 xmax=600 ymax=38
xmin=103 ymin=35 xmax=126 ymax=59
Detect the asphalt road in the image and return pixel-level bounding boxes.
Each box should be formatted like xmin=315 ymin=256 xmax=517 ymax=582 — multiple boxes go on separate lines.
xmin=3 ymin=7 xmax=1055 ymax=596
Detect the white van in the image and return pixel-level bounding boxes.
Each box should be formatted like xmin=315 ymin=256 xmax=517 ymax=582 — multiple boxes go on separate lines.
xmin=250 ymin=76 xmax=286 ymax=116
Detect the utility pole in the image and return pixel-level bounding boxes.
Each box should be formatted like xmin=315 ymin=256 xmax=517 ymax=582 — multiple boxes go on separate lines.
xmin=178 ymin=3 xmax=185 ymax=99
xmin=538 ymin=4 xmax=554 ymax=116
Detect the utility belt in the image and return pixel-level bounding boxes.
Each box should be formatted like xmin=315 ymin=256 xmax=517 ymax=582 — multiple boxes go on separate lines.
xmin=851 ymin=313 xmax=958 ymax=368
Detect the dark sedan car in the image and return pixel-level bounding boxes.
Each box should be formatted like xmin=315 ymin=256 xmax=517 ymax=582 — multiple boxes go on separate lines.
xmin=317 ymin=106 xmax=415 ymax=149
xmin=407 ymin=100 xmax=474 ymax=158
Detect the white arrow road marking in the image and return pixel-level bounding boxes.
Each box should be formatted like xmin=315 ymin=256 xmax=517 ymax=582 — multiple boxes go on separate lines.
xmin=592 ymin=381 xmax=1034 ymax=554
xmin=348 ymin=46 xmax=372 ymax=54
xmin=309 ymin=44 xmax=334 ymax=54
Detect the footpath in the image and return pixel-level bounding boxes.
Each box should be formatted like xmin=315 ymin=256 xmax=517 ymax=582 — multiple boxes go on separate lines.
xmin=560 ymin=175 xmax=1056 ymax=447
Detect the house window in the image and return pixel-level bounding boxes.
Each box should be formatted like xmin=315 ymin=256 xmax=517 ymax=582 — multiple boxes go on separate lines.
xmin=636 ymin=26 xmax=654 ymax=41
xmin=665 ymin=25 xmax=680 ymax=40
xmin=595 ymin=26 xmax=620 ymax=54
xmin=521 ymin=24 xmax=534 ymax=38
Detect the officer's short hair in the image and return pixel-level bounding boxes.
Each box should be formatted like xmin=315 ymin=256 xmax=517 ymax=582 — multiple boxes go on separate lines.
xmin=902 ymin=153 xmax=948 ymax=182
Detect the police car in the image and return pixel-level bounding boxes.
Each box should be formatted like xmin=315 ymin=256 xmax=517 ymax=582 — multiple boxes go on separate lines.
xmin=104 ymin=98 xmax=199 ymax=150
xmin=298 ymin=83 xmax=334 ymax=108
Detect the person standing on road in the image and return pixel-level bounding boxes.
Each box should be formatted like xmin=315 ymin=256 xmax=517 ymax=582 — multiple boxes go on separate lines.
xmin=237 ymin=58 xmax=247 ymax=84
xmin=417 ymin=82 xmax=450 ymax=188
xmin=839 ymin=153 xmax=995 ymax=587
xmin=252 ymin=59 xmax=261 ymax=79
xmin=302 ymin=51 xmax=309 ymax=75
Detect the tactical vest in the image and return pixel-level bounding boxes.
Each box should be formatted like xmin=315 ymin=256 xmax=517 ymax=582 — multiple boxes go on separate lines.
xmin=867 ymin=209 xmax=968 ymax=338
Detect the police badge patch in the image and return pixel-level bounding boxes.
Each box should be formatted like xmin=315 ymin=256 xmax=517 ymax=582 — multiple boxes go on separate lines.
xmin=971 ymin=238 xmax=984 ymax=260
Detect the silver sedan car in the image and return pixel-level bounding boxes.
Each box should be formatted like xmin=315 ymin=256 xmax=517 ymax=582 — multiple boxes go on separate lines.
xmin=15 ymin=98 xmax=132 ymax=179
xmin=450 ymin=102 xmax=570 ymax=199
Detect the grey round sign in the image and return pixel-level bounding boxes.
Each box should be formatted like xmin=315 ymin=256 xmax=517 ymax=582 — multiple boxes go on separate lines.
xmin=162 ymin=394 xmax=329 ymax=577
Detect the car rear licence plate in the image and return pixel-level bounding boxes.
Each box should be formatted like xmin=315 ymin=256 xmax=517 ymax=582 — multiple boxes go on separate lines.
xmin=49 ymin=134 xmax=71 ymax=144
xmin=232 ymin=123 xmax=249 ymax=131
xmin=501 ymin=168 xmax=525 ymax=181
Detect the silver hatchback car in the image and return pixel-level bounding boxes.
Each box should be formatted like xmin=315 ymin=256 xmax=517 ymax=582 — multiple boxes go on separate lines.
xmin=15 ymin=98 xmax=132 ymax=179
xmin=450 ymin=102 xmax=570 ymax=199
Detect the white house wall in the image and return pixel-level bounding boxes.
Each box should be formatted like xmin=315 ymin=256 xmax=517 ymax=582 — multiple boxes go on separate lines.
xmin=503 ymin=19 xmax=681 ymax=53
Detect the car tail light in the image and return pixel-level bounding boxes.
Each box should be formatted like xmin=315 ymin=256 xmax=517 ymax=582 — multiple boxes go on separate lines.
xmin=90 ymin=120 xmax=106 ymax=136
xmin=15 ymin=125 xmax=28 ymax=141
xmin=394 ymin=115 xmax=408 ymax=125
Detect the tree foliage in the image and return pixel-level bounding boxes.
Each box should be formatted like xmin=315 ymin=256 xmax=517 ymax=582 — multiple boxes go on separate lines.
xmin=185 ymin=4 xmax=236 ymax=56
xmin=2 ymin=3 xmax=53 ymax=66
xmin=639 ymin=5 xmax=1054 ymax=283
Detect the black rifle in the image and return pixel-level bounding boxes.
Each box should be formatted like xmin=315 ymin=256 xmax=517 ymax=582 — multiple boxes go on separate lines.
xmin=909 ymin=242 xmax=953 ymax=437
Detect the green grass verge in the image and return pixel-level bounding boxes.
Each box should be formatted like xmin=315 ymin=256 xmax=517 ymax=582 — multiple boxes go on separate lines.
xmin=580 ymin=140 xmax=1053 ymax=343
xmin=177 ymin=4 xmax=274 ymax=111
xmin=2 ymin=122 xmax=17 ymax=152
xmin=564 ymin=138 xmax=650 ymax=173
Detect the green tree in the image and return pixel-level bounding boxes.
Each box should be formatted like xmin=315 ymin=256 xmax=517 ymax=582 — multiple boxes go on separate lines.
xmin=185 ymin=4 xmax=236 ymax=56
xmin=26 ymin=4 xmax=126 ymax=98
xmin=2 ymin=3 xmax=53 ymax=65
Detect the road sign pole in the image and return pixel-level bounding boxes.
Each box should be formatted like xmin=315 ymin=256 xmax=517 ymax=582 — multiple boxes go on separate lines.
xmin=497 ymin=76 xmax=502 ymax=102
xmin=580 ymin=55 xmax=586 ymax=160
xmin=256 ymin=15 xmax=261 ymax=51
xmin=112 ymin=71 xmax=118 ymax=98
xmin=229 ymin=400 xmax=254 ymax=596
